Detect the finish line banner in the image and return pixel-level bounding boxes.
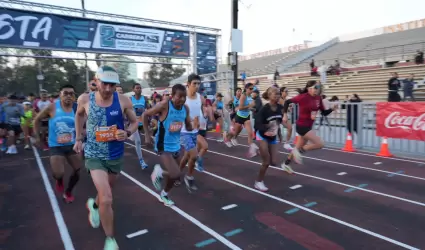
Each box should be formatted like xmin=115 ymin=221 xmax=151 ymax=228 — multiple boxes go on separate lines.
xmin=0 ymin=8 xmax=190 ymax=57
xmin=376 ymin=102 xmax=425 ymax=141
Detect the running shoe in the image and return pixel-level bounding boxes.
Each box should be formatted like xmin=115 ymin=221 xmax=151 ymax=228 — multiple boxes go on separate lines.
xmin=283 ymin=143 xmax=293 ymax=151
xmin=139 ymin=159 xmax=148 ymax=170
xmin=281 ymin=163 xmax=294 ymax=174
xmin=160 ymin=193 xmax=175 ymax=207
xmin=6 ymin=145 xmax=17 ymax=154
xmin=254 ymin=181 xmax=269 ymax=192
xmin=151 ymin=164 xmax=163 ymax=191
xmin=63 ymin=192 xmax=75 ymax=203
xmin=247 ymin=143 xmax=258 ymax=158
xmin=104 ymin=237 xmax=118 ymax=250
xmin=55 ymin=180 xmax=64 ymax=193
xmin=231 ymin=138 xmax=238 ymax=146
xmin=224 ymin=138 xmax=233 ymax=148
xmin=291 ymin=148 xmax=303 ymax=164
xmin=24 ymin=144 xmax=30 ymax=150
xmin=184 ymin=176 xmax=198 ymax=192
xmin=86 ymin=198 xmax=100 ymax=228
xmin=174 ymin=180 xmax=181 ymax=186
xmin=195 ymin=157 xmax=204 ymax=172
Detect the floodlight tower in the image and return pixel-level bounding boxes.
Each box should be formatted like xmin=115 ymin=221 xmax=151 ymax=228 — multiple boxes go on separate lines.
xmin=231 ymin=0 xmax=239 ymax=92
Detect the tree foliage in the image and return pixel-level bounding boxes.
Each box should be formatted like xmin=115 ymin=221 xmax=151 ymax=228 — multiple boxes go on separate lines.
xmin=147 ymin=58 xmax=186 ymax=87
xmin=0 ymin=49 xmax=95 ymax=96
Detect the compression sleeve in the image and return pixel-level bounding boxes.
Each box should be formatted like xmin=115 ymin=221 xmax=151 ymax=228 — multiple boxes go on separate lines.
xmin=283 ymin=99 xmax=293 ymax=113
xmin=254 ymin=106 xmax=267 ymax=132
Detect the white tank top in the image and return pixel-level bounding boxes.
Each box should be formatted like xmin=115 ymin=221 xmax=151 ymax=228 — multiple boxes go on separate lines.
xmin=181 ymin=93 xmax=201 ymax=134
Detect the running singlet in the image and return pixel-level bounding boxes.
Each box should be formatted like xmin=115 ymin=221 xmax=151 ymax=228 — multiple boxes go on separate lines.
xmin=181 ymin=93 xmax=201 ymax=134
xmin=21 ymin=110 xmax=33 ymax=127
xmin=37 ymin=100 xmax=50 ymax=112
xmin=1 ymin=103 xmax=24 ymax=125
xmin=155 ymin=101 xmax=186 ymax=153
xmin=131 ymin=95 xmax=146 ymax=126
xmin=48 ymin=100 xmax=75 ymax=147
xmin=216 ymin=101 xmax=223 ymax=110
xmin=291 ymin=93 xmax=324 ymax=128
xmin=85 ymin=92 xmax=125 ymax=160
xmin=236 ymin=94 xmax=252 ymax=118
xmin=255 ymin=103 xmax=283 ymax=141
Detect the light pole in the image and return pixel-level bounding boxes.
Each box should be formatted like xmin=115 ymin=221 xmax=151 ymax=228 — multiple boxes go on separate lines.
xmin=81 ymin=0 xmax=89 ymax=91
xmin=231 ymin=0 xmax=239 ymax=92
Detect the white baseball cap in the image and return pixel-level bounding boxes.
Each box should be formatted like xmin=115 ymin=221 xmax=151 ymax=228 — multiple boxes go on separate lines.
xmin=95 ymin=65 xmax=120 ymax=84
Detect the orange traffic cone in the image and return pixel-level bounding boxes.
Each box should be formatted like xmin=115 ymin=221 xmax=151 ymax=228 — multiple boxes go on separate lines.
xmin=376 ymin=137 xmax=393 ymax=157
xmin=342 ymin=132 xmax=355 ymax=152
xmin=293 ymin=133 xmax=299 ymax=145
xmin=215 ymin=122 xmax=221 ymax=133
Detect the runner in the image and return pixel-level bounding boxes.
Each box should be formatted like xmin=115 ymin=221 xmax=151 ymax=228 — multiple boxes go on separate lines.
xmin=115 ymin=85 xmax=124 ymax=94
xmin=0 ymin=95 xmax=24 ymax=154
xmin=73 ymin=66 xmax=138 ymax=250
xmin=178 ymin=73 xmax=212 ymax=187
xmin=225 ymin=88 xmax=242 ymax=146
xmin=225 ymin=83 xmax=258 ymax=157
xmin=21 ymin=101 xmax=34 ymax=150
xmin=34 ymin=90 xmax=51 ymax=151
xmin=33 ymin=84 xmax=81 ymax=203
xmin=254 ymin=87 xmax=293 ymax=192
xmin=130 ymin=83 xmax=149 ymax=169
xmin=143 ymin=84 xmax=195 ymax=206
xmin=212 ymin=93 xmax=225 ymax=142
xmin=278 ymin=87 xmax=293 ymax=151
xmin=282 ymin=80 xmax=335 ymax=166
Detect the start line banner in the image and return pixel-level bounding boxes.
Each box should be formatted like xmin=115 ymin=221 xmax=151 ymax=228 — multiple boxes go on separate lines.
xmin=0 ymin=8 xmax=190 ymax=58
xmin=376 ymin=102 xmax=425 ymax=141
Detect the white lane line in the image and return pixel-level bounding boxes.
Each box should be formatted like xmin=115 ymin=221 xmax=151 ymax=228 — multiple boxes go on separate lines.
xmin=374 ymin=162 xmax=383 ymax=165
xmin=337 ymin=172 xmax=347 ymax=176
xmin=233 ymin=134 xmax=425 ymax=165
xmin=206 ymin=149 xmax=425 ymax=207
xmin=289 ymin=185 xmax=303 ymax=190
xmin=124 ymin=142 xmax=419 ymax=250
xmin=126 ymin=229 xmax=148 ymax=239
xmin=206 ymin=138 xmax=425 ymax=181
xmin=201 ymin=170 xmax=419 ymax=250
xmin=32 ymin=147 xmax=75 ymax=250
xmin=221 ymin=204 xmax=238 ymax=210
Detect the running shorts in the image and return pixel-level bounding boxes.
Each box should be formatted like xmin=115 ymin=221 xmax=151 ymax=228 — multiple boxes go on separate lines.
xmin=85 ymin=157 xmax=123 ymax=174
xmin=296 ymin=125 xmax=313 ymax=137
xmin=234 ymin=114 xmax=250 ymax=125
xmin=198 ymin=130 xmax=207 ymax=138
xmin=255 ymin=131 xmax=278 ymax=144
xmin=50 ymin=145 xmax=77 ymax=156
xmin=180 ymin=132 xmax=198 ymax=151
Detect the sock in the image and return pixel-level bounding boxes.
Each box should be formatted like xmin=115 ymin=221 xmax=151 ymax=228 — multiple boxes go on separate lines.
xmin=161 ymin=190 xmax=168 ymax=196
xmin=55 ymin=176 xmax=64 ymax=185
xmin=133 ymin=132 xmax=144 ymax=160
xmin=66 ymin=169 xmax=80 ymax=193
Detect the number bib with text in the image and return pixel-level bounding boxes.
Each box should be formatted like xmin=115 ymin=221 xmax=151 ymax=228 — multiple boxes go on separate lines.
xmin=169 ymin=121 xmax=183 ymax=132
xmin=57 ymin=133 xmax=72 ymax=144
xmin=95 ymin=125 xmax=117 ymax=142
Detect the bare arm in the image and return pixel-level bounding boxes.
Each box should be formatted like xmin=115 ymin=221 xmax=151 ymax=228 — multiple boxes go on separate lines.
xmin=75 ymin=94 xmax=88 ymax=141
xmin=238 ymin=94 xmax=252 ymax=110
xmin=33 ymin=103 xmax=53 ymax=137
xmin=142 ymin=100 xmax=166 ymax=138
xmin=184 ymin=104 xmax=194 ymax=131
xmin=121 ymin=95 xmax=138 ymax=135
xmin=200 ymin=95 xmax=214 ymax=121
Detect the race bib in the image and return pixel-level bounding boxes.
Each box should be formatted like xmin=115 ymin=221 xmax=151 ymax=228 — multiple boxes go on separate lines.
xmin=8 ymin=117 xmax=20 ymax=124
xmin=57 ymin=133 xmax=72 ymax=144
xmin=266 ymin=121 xmax=278 ymax=136
xmin=169 ymin=121 xmax=183 ymax=132
xmin=95 ymin=125 xmax=117 ymax=142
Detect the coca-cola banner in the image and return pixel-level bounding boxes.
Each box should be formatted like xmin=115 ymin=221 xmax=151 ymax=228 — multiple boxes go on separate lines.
xmin=376 ymin=102 xmax=425 ymax=141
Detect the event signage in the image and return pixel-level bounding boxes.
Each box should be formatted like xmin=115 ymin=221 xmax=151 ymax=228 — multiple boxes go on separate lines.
xmin=196 ymin=33 xmax=217 ymax=99
xmin=376 ymin=102 xmax=425 ymax=141
xmin=0 ymin=8 xmax=190 ymax=57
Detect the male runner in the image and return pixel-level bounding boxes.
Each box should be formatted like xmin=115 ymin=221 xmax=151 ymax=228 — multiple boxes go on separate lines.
xmin=73 ymin=66 xmax=138 ymax=250
xmin=178 ymin=73 xmax=213 ymax=189
xmin=35 ymin=90 xmax=52 ymax=150
xmin=33 ymin=85 xmax=81 ymax=203
xmin=130 ymin=83 xmax=149 ymax=169
xmin=143 ymin=84 xmax=195 ymax=206
xmin=115 ymin=85 xmax=124 ymax=94
xmin=0 ymin=95 xmax=24 ymax=154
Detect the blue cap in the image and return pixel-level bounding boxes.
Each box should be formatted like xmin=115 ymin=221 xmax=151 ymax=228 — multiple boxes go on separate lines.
xmin=95 ymin=66 xmax=120 ymax=84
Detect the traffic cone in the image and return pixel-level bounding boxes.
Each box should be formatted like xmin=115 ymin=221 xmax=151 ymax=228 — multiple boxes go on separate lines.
xmin=215 ymin=122 xmax=221 ymax=133
xmin=342 ymin=132 xmax=355 ymax=152
xmin=293 ymin=133 xmax=299 ymax=145
xmin=376 ymin=137 xmax=393 ymax=157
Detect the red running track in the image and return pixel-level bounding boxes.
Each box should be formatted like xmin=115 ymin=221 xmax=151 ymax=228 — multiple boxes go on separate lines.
xmin=1 ymin=135 xmax=425 ymax=250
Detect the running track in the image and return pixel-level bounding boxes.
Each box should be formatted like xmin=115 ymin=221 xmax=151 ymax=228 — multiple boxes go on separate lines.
xmin=2 ymin=135 xmax=425 ymax=250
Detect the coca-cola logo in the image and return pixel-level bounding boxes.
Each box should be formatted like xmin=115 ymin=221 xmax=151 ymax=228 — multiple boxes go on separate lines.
xmin=384 ymin=112 xmax=425 ymax=132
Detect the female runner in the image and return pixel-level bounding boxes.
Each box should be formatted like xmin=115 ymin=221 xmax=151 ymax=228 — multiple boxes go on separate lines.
xmin=225 ymin=88 xmax=242 ymax=146
xmin=212 ymin=93 xmax=225 ymax=142
xmin=254 ymin=87 xmax=293 ymax=192
xmin=282 ymin=80 xmax=335 ymax=166
xmin=278 ymin=87 xmax=293 ymax=151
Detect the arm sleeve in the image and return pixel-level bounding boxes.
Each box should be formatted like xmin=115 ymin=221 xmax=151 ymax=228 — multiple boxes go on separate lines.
xmin=283 ymin=99 xmax=293 ymax=113
xmin=254 ymin=106 xmax=267 ymax=132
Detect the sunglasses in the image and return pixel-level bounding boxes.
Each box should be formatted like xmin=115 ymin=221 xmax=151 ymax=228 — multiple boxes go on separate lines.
xmin=309 ymin=85 xmax=320 ymax=89
xmin=248 ymin=88 xmax=254 ymax=90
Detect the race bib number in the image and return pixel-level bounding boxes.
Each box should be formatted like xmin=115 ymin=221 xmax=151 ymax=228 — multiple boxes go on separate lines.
xmin=8 ymin=117 xmax=20 ymax=124
xmin=169 ymin=121 xmax=183 ymax=132
xmin=266 ymin=121 xmax=278 ymax=136
xmin=57 ymin=133 xmax=72 ymax=144
xmin=95 ymin=125 xmax=117 ymax=142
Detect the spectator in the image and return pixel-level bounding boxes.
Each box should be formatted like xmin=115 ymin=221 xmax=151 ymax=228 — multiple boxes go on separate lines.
xmin=402 ymin=73 xmax=416 ymax=101
xmin=415 ymin=50 xmax=424 ymax=64
xmin=334 ymin=60 xmax=341 ymax=75
xmin=273 ymin=68 xmax=280 ymax=82
xmin=342 ymin=94 xmax=362 ymax=135
xmin=317 ymin=95 xmax=331 ymax=130
xmin=387 ymin=72 xmax=401 ymax=102
xmin=241 ymin=71 xmax=247 ymax=82
xmin=319 ymin=61 xmax=327 ymax=84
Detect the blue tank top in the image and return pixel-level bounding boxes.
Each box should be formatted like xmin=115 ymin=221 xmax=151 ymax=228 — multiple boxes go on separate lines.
xmin=216 ymin=101 xmax=223 ymax=110
xmin=237 ymin=94 xmax=252 ymax=118
xmin=85 ymin=92 xmax=125 ymax=160
xmin=131 ymin=95 xmax=146 ymax=126
xmin=48 ymin=101 xmax=76 ymax=147
xmin=155 ymin=101 xmax=186 ymax=153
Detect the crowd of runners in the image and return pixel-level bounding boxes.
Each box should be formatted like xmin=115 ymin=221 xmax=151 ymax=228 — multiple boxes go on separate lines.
xmin=0 ymin=65 xmax=336 ymax=250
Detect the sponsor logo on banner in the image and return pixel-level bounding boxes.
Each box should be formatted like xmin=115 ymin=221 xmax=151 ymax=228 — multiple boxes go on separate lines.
xmin=376 ymin=102 xmax=425 ymax=141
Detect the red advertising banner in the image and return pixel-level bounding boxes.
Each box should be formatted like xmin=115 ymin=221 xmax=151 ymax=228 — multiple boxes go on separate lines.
xmin=376 ymin=102 xmax=425 ymax=141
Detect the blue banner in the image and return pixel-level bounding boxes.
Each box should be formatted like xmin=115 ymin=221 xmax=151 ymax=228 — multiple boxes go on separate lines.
xmin=196 ymin=33 xmax=217 ymax=99
xmin=0 ymin=8 xmax=190 ymax=58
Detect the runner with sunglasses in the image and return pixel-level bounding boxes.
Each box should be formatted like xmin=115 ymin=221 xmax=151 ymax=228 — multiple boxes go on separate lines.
xmin=225 ymin=83 xmax=258 ymax=157
xmin=282 ymin=80 xmax=335 ymax=166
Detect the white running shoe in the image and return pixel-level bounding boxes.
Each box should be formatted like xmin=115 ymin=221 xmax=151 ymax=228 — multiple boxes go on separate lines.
xmin=231 ymin=138 xmax=238 ymax=146
xmin=254 ymin=181 xmax=269 ymax=192
xmin=291 ymin=148 xmax=303 ymax=164
xmin=281 ymin=163 xmax=294 ymax=174
xmin=283 ymin=143 xmax=293 ymax=151
xmin=247 ymin=143 xmax=258 ymax=158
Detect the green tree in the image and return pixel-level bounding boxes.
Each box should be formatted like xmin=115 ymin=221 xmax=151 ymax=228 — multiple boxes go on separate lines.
xmin=147 ymin=58 xmax=186 ymax=87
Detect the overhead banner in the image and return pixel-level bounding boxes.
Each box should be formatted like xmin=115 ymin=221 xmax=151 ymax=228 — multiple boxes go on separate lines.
xmin=376 ymin=102 xmax=425 ymax=141
xmin=0 ymin=8 xmax=190 ymax=57
xmin=196 ymin=33 xmax=217 ymax=99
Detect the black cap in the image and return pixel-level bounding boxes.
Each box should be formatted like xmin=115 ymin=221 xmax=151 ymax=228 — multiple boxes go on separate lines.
xmin=216 ymin=93 xmax=223 ymax=97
